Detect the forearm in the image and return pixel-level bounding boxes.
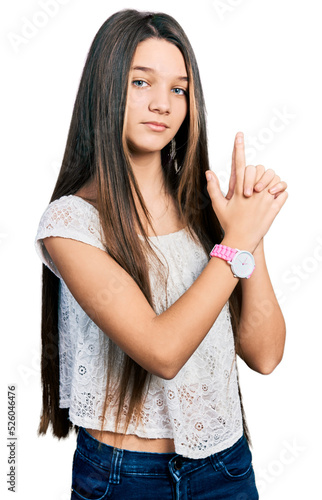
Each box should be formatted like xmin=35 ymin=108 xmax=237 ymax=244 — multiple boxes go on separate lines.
xmin=237 ymin=239 xmax=286 ymax=374
xmin=151 ymin=248 xmax=239 ymax=378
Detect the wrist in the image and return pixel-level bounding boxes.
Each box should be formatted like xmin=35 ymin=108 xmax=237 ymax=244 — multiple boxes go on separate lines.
xmin=210 ymin=243 xmax=256 ymax=279
xmin=221 ymin=235 xmax=256 ymax=254
xmin=253 ymin=237 xmax=264 ymax=255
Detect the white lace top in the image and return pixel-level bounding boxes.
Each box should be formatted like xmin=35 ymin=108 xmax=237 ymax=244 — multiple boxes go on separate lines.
xmin=34 ymin=194 xmax=243 ymax=459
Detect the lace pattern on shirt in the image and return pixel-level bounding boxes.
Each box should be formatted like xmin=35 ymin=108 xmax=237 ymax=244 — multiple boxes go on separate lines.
xmin=35 ymin=194 xmax=243 ymax=459
xmin=35 ymin=195 xmax=105 ymax=279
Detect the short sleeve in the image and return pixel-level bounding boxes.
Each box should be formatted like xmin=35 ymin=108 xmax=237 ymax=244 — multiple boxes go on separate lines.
xmin=34 ymin=195 xmax=106 ymax=279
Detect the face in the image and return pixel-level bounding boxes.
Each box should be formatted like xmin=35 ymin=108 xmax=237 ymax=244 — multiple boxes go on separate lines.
xmin=124 ymin=38 xmax=189 ymax=157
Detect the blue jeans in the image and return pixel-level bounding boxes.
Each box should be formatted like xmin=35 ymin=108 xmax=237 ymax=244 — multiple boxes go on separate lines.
xmin=70 ymin=427 xmax=259 ymax=499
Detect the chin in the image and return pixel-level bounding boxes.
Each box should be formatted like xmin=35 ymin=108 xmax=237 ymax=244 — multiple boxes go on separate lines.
xmin=127 ymin=137 xmax=170 ymax=155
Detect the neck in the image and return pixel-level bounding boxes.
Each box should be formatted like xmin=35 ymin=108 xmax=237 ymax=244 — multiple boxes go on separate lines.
xmin=129 ymin=151 xmax=166 ymax=200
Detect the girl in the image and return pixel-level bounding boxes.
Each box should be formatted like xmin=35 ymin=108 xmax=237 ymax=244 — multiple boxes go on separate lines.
xmin=35 ymin=9 xmax=288 ymax=500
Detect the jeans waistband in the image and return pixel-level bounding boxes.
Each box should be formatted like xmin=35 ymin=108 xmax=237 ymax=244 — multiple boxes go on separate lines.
xmin=76 ymin=428 xmax=178 ymax=477
xmin=76 ymin=427 xmax=246 ymax=483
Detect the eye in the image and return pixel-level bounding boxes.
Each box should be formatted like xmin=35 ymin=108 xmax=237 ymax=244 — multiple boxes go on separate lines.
xmin=132 ymin=80 xmax=149 ymax=88
xmin=172 ymin=87 xmax=187 ymax=96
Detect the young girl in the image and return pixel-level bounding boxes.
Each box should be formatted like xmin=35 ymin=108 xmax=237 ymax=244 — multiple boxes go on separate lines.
xmin=35 ymin=9 xmax=288 ymax=499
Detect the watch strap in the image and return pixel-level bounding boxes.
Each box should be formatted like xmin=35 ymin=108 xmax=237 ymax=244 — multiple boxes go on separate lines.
xmin=210 ymin=244 xmax=237 ymax=262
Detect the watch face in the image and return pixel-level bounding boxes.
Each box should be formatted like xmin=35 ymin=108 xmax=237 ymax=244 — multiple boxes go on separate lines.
xmin=231 ymin=251 xmax=255 ymax=278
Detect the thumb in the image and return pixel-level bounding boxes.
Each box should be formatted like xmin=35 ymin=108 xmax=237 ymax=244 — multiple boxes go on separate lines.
xmin=205 ymin=170 xmax=226 ymax=214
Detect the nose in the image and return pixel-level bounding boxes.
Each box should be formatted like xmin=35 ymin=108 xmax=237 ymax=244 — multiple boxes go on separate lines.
xmin=148 ymin=85 xmax=170 ymax=114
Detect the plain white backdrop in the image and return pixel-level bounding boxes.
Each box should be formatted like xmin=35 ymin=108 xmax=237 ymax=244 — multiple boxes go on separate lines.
xmin=1 ymin=0 xmax=321 ymax=498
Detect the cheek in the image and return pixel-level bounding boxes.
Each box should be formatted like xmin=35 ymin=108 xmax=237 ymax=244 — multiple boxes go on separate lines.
xmin=124 ymin=96 xmax=147 ymax=134
xmin=127 ymin=91 xmax=147 ymax=113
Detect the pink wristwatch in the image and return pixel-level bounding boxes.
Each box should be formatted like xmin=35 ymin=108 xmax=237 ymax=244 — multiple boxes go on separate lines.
xmin=210 ymin=244 xmax=255 ymax=279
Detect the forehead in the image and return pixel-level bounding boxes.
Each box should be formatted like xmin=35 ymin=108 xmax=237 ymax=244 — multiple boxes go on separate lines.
xmin=131 ymin=38 xmax=187 ymax=77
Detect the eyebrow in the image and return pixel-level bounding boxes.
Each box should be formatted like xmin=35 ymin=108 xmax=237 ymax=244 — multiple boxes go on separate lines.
xmin=131 ymin=65 xmax=189 ymax=82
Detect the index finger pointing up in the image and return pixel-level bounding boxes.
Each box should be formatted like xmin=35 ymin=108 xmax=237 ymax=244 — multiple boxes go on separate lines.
xmin=234 ymin=132 xmax=246 ymax=194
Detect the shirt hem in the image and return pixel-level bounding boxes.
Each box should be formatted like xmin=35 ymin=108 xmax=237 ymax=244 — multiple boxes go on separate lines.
xmin=174 ymin=428 xmax=244 ymax=459
xmin=68 ymin=413 xmax=174 ymax=440
xmin=67 ymin=411 xmax=244 ymax=459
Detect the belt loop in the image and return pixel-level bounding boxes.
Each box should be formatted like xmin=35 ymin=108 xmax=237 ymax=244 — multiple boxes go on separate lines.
xmin=108 ymin=448 xmax=123 ymax=485
xmin=209 ymin=452 xmax=222 ymax=472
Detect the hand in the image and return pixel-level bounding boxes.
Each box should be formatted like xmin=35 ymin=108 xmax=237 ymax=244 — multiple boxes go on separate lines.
xmin=226 ymin=135 xmax=288 ymax=201
xmin=243 ymin=165 xmax=288 ymax=200
xmin=205 ymin=132 xmax=288 ymax=253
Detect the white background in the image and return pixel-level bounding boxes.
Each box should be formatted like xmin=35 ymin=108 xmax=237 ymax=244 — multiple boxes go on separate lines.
xmin=1 ymin=0 xmax=321 ymax=498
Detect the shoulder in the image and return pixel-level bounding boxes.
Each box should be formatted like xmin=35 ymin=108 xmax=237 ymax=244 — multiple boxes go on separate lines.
xmin=39 ymin=194 xmax=97 ymax=223
xmin=36 ymin=195 xmax=103 ymax=241
xmin=34 ymin=195 xmax=106 ymax=278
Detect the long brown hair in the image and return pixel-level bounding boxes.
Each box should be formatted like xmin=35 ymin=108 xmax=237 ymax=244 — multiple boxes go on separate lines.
xmin=38 ymin=9 xmax=250 ymax=446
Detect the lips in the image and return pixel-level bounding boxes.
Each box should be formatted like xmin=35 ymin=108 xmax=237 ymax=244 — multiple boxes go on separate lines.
xmin=143 ymin=122 xmax=169 ymax=131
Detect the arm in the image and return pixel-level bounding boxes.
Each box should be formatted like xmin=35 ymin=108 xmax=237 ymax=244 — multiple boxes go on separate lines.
xmin=43 ymin=235 xmax=240 ymax=380
xmin=225 ymin=137 xmax=288 ymax=374
xmin=236 ymin=239 xmax=286 ymax=374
